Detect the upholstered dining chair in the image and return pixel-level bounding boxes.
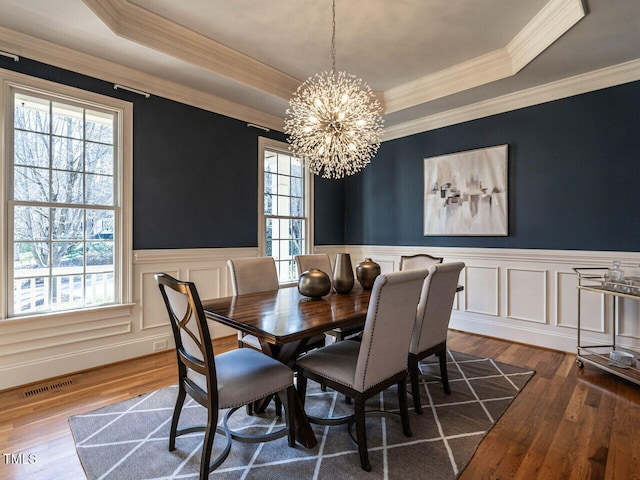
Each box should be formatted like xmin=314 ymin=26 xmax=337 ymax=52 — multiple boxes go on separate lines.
xmin=227 ymin=257 xmax=279 ymax=350
xmin=295 ymin=253 xmax=332 ymax=282
xmin=399 ymin=253 xmax=443 ymax=271
xmin=409 ymin=262 xmax=465 ymax=414
xmin=295 ymin=269 xmax=428 ymax=471
xmin=155 ymin=273 xmax=296 ymax=479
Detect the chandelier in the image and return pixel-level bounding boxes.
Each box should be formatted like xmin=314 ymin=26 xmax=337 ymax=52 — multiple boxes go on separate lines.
xmin=284 ymin=0 xmax=383 ymax=179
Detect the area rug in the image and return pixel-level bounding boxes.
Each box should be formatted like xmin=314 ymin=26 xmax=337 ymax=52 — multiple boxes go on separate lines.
xmin=69 ymin=351 xmax=534 ymax=479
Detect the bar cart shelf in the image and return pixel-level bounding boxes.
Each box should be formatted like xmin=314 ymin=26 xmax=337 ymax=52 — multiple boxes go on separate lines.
xmin=574 ymin=267 xmax=640 ymax=386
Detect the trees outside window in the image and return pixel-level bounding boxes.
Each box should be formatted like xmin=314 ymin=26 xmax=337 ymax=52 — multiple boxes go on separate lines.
xmin=9 ymin=89 xmax=120 ymax=315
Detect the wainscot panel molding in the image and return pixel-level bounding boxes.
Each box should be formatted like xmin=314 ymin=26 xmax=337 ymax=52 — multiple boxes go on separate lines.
xmin=342 ymin=246 xmax=640 ymax=353
xmin=0 ymin=247 xmax=255 ymax=390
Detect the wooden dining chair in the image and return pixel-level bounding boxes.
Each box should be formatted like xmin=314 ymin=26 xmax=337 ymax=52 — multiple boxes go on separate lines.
xmin=155 ymin=273 xmax=296 ymax=479
xmin=399 ymin=253 xmax=443 ymax=271
xmin=409 ymin=262 xmax=465 ymax=414
xmin=295 ymin=269 xmax=428 ymax=471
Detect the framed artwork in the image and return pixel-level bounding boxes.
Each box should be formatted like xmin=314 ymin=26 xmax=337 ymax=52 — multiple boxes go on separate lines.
xmin=424 ymin=144 xmax=508 ymax=236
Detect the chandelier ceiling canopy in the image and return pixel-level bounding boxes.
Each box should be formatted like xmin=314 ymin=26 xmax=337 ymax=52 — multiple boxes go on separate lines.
xmin=284 ymin=0 xmax=384 ymax=179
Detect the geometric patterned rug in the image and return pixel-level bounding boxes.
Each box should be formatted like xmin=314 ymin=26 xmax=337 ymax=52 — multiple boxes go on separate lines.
xmin=69 ymin=351 xmax=534 ymax=479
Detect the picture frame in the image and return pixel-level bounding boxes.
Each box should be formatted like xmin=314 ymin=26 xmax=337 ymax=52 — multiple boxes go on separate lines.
xmin=423 ymin=144 xmax=508 ymax=236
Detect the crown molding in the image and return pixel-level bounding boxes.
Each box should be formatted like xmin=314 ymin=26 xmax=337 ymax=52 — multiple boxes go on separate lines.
xmin=384 ymin=0 xmax=585 ymax=114
xmin=81 ymin=0 xmax=300 ymax=101
xmin=382 ymin=58 xmax=640 ymax=141
xmin=0 ymin=26 xmax=285 ymax=131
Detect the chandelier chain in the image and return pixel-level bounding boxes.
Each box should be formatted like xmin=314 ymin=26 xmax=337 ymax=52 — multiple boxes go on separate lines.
xmin=331 ymin=0 xmax=336 ymax=77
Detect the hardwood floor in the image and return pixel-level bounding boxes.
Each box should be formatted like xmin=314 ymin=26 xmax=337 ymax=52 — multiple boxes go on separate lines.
xmin=1 ymin=331 xmax=638 ymax=479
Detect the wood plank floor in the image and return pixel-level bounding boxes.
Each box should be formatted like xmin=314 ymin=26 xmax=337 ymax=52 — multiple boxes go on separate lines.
xmin=1 ymin=331 xmax=638 ymax=479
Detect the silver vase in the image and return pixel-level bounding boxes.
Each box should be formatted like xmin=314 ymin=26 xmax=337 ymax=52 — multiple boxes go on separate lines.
xmin=333 ymin=253 xmax=355 ymax=294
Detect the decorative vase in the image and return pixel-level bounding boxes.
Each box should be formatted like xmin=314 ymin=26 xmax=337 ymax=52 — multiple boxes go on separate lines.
xmin=333 ymin=253 xmax=355 ymax=294
xmin=356 ymin=258 xmax=381 ymax=290
xmin=298 ymin=269 xmax=332 ymax=299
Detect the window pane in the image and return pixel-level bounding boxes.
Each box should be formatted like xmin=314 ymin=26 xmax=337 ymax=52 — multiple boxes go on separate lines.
xmin=291 ymin=157 xmax=303 ymax=177
xmin=14 ymin=93 xmax=50 ymax=133
xmin=265 ymin=238 xmax=272 ymax=256
xmin=264 ymin=172 xmax=274 ymax=195
xmin=52 ymin=136 xmax=83 ymax=171
xmin=52 ymin=102 xmax=83 ymax=139
xmin=51 ymin=170 xmax=83 ymax=204
xmin=14 ymin=166 xmax=50 ymax=202
xmin=271 ymin=239 xmax=280 ymax=259
xmin=264 ymin=193 xmax=273 ymax=215
xmin=51 ymin=275 xmax=84 ymax=309
xmin=277 ymin=153 xmax=290 ymax=176
xmin=86 ymin=209 xmax=114 ymax=240
xmin=265 ymin=218 xmax=272 ymax=240
xmin=14 ymin=242 xmax=50 ymax=272
xmin=291 ymin=176 xmax=303 ymax=198
xmin=52 ymin=242 xmax=84 ymax=273
xmin=265 ymin=152 xmax=277 ymax=173
xmin=52 ymin=208 xmax=84 ymax=240
xmin=85 ymin=272 xmax=115 ymax=305
xmin=277 ymin=195 xmax=290 ymax=216
xmin=86 ymin=142 xmax=113 ymax=175
xmin=86 ymin=174 xmax=114 ymax=205
xmin=291 ymin=196 xmax=303 ymax=217
xmin=14 ymin=277 xmax=48 ymax=313
xmin=85 ymin=110 xmax=113 ymax=144
xmin=87 ymin=241 xmax=113 ymax=267
xmin=14 ymin=130 xmax=50 ymax=167
xmin=278 ymin=173 xmax=291 ymax=197
xmin=14 ymin=206 xmax=50 ymax=241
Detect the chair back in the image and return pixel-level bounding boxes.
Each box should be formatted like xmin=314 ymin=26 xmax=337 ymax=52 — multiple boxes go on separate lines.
xmin=295 ymin=254 xmax=332 ymax=280
xmin=155 ymin=273 xmax=217 ymax=405
xmin=400 ymin=254 xmax=443 ymax=271
xmin=354 ymin=269 xmax=428 ymax=392
xmin=227 ymin=257 xmax=279 ymax=295
xmin=410 ymin=262 xmax=465 ymax=355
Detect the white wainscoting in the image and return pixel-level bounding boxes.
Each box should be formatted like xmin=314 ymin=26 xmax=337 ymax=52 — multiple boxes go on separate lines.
xmin=339 ymin=246 xmax=640 ymax=353
xmin=2 ymin=245 xmax=639 ymax=390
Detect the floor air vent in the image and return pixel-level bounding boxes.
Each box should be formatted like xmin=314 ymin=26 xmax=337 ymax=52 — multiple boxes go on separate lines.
xmin=24 ymin=378 xmax=74 ymax=398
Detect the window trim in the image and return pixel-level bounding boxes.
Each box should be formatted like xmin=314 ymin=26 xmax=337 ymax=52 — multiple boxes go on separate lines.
xmin=1 ymin=68 xmax=133 ymax=320
xmin=257 ymin=136 xmax=314 ymax=285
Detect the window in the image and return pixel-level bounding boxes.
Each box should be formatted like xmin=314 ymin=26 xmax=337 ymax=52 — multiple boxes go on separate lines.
xmin=258 ymin=138 xmax=313 ymax=284
xmin=3 ymin=73 xmax=132 ymax=318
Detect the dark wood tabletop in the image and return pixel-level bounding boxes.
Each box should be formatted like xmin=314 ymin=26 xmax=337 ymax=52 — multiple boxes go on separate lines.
xmin=202 ymin=285 xmax=372 ymax=346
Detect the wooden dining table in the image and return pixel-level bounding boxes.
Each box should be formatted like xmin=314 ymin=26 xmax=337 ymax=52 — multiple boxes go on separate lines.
xmin=201 ymin=285 xmax=372 ymax=448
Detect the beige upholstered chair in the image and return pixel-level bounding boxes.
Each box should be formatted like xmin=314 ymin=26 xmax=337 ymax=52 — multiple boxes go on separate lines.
xmin=155 ymin=273 xmax=295 ymax=479
xmin=399 ymin=253 xmax=443 ymax=271
xmin=227 ymin=257 xmax=279 ymax=349
xmin=296 ymin=269 xmax=428 ymax=471
xmin=295 ymin=253 xmax=332 ymax=281
xmin=409 ymin=262 xmax=465 ymax=414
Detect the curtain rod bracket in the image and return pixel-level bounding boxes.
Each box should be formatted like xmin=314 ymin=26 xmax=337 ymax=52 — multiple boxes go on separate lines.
xmin=114 ymin=84 xmax=151 ymax=98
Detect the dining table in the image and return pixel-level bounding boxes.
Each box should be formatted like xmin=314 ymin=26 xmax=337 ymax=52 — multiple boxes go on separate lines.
xmin=201 ymin=282 xmax=464 ymax=448
xmin=201 ymin=284 xmax=372 ymax=448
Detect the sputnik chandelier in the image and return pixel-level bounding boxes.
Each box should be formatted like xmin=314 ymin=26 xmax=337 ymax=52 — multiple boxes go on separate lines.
xmin=284 ymin=0 xmax=383 ymax=179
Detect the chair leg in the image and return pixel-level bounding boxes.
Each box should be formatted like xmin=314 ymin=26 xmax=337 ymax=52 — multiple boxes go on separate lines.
xmin=354 ymin=398 xmax=371 ymax=472
xmin=438 ymin=349 xmax=451 ymax=395
xmin=345 ymin=395 xmax=351 ymax=404
xmin=169 ymin=384 xmax=186 ymax=450
xmin=408 ymin=354 xmax=423 ymax=414
xmin=275 ymin=394 xmax=282 ymax=416
xmin=199 ymin=411 xmax=216 ymax=480
xmin=397 ymin=379 xmax=412 ymax=437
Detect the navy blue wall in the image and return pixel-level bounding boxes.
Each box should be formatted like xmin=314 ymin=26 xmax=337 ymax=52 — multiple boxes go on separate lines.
xmin=345 ymin=81 xmax=640 ymax=251
xmin=1 ymin=56 xmax=345 ymax=249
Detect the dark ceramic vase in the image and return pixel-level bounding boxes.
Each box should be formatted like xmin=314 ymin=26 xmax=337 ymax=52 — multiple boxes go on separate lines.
xmin=356 ymin=258 xmax=381 ymax=290
xmin=298 ymin=269 xmax=332 ymax=299
xmin=333 ymin=253 xmax=355 ymax=294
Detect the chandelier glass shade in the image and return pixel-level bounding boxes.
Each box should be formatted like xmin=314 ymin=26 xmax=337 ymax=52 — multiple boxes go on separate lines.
xmin=284 ymin=1 xmax=383 ymax=179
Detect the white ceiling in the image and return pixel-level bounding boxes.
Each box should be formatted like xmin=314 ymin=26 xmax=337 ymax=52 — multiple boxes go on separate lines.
xmin=0 ymin=0 xmax=638 ymax=139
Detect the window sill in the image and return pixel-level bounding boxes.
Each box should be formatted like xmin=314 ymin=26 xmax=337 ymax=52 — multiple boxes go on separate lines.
xmin=3 ymin=303 xmax=136 ymax=327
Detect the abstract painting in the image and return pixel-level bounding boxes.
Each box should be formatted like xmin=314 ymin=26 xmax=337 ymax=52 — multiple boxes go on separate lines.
xmin=424 ymin=145 xmax=508 ymax=236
